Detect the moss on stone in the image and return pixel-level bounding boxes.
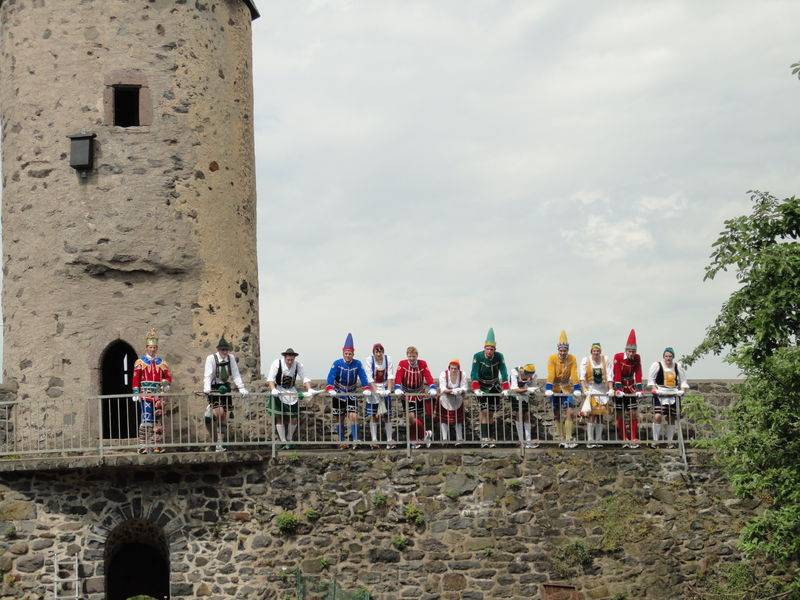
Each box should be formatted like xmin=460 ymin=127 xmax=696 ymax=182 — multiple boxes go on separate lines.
xmin=581 ymin=491 xmax=652 ymax=552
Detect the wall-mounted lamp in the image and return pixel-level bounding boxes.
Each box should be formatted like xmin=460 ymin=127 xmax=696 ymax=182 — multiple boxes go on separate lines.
xmin=67 ymin=132 xmax=97 ymax=180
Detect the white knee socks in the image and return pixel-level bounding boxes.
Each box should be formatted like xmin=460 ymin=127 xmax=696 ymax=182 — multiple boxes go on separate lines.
xmin=653 ymin=423 xmax=662 ymax=442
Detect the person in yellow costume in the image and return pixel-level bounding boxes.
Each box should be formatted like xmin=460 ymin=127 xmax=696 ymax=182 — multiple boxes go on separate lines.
xmin=544 ymin=330 xmax=582 ymax=448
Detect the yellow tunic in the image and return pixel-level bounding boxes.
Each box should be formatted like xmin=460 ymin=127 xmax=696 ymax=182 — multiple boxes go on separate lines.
xmin=547 ymin=354 xmax=579 ymax=393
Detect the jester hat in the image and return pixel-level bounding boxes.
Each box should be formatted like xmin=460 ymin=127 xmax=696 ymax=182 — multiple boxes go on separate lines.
xmin=557 ymin=330 xmax=569 ymax=350
xmin=625 ymin=329 xmax=637 ymax=350
xmin=343 ymin=332 xmax=355 ymax=351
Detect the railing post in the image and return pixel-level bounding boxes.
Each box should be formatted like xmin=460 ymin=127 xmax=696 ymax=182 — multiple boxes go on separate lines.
xmin=676 ymin=396 xmax=688 ymax=471
xmin=405 ymin=400 xmax=411 ymax=459
xmin=97 ymin=396 xmax=104 ymax=456
xmin=271 ymin=394 xmax=276 ymax=459
xmin=517 ymin=398 xmax=524 ymax=457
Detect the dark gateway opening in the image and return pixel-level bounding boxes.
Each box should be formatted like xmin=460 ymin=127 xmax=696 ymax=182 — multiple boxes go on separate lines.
xmin=100 ymin=340 xmax=139 ymax=439
xmin=105 ymin=520 xmax=170 ymax=600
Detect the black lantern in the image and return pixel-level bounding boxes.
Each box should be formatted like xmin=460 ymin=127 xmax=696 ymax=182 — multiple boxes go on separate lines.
xmin=67 ymin=132 xmax=97 ymax=179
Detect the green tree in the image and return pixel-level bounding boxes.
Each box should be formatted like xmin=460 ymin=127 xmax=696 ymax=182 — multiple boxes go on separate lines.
xmin=687 ymin=191 xmax=800 ymax=590
xmin=685 ymin=191 xmax=800 ymax=366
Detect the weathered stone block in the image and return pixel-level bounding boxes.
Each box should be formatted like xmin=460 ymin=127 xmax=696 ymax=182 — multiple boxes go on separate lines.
xmin=0 ymin=500 xmax=35 ymax=521
xmin=15 ymin=553 xmax=43 ymax=573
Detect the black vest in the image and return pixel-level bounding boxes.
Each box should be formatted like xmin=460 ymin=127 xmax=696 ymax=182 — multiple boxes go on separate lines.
xmin=276 ymin=360 xmax=298 ymax=389
xmin=654 ymin=362 xmax=681 ymax=386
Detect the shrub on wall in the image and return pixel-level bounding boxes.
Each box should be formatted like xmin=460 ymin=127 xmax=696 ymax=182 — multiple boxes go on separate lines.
xmin=276 ymin=511 xmax=299 ymax=535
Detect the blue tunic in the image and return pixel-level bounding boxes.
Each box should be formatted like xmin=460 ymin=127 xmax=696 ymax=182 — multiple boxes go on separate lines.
xmin=327 ymin=358 xmax=369 ymax=392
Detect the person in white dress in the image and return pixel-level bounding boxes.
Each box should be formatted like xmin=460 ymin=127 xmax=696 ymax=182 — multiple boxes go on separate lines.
xmin=647 ymin=347 xmax=690 ymax=448
xmin=438 ymin=360 xmax=468 ymax=444
xmin=579 ymin=343 xmax=613 ymax=448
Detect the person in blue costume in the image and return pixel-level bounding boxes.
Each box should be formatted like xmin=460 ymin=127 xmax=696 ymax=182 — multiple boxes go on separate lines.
xmin=326 ymin=333 xmax=372 ymax=449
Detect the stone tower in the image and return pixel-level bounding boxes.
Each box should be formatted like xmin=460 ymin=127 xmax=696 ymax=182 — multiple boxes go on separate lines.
xmin=0 ymin=0 xmax=261 ymax=406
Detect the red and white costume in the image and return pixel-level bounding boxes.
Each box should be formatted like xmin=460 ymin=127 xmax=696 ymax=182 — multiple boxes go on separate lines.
xmin=395 ymin=358 xmax=435 ymax=442
xmin=612 ymin=329 xmax=643 ymax=444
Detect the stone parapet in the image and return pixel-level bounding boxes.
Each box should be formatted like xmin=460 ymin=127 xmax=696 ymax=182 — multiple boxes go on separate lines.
xmin=0 ymin=449 xmax=757 ymax=599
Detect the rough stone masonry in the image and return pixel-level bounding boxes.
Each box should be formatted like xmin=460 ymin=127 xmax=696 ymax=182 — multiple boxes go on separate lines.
xmin=0 ymin=0 xmax=261 ymax=410
xmin=0 ymin=448 xmax=759 ymax=600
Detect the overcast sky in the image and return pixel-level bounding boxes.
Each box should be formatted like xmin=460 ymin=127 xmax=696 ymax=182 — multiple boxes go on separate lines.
xmin=252 ymin=0 xmax=800 ymax=379
xmin=1 ymin=1 xmax=798 ymax=381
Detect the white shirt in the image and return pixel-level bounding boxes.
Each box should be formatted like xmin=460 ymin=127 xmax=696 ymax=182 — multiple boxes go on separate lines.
xmin=267 ymin=357 xmax=310 ymax=405
xmin=579 ymin=355 xmax=613 ymax=395
xmin=647 ymin=361 xmax=689 ymax=395
xmin=267 ymin=358 xmax=310 ymax=391
xmin=364 ymin=354 xmax=395 ymax=390
xmin=439 ymin=368 xmax=467 ymax=411
xmin=203 ymin=352 xmax=246 ymax=394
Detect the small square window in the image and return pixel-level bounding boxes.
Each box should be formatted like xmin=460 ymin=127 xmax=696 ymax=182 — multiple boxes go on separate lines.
xmin=113 ymin=86 xmax=140 ymax=127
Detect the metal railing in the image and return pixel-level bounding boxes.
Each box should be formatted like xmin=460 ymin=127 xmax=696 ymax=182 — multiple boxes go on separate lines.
xmin=0 ymin=389 xmax=719 ymax=463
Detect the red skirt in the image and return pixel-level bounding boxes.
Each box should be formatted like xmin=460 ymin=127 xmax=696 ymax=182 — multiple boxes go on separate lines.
xmin=439 ymin=404 xmax=464 ymax=425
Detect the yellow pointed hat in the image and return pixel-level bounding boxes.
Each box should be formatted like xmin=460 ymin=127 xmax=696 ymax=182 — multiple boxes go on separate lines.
xmin=557 ymin=330 xmax=569 ymax=350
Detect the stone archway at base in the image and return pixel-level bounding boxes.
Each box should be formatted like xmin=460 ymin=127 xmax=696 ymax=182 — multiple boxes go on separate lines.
xmin=105 ymin=519 xmax=170 ymax=600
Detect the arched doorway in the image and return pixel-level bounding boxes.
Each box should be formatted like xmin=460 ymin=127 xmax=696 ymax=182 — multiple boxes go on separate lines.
xmin=100 ymin=340 xmax=139 ymax=439
xmin=105 ymin=519 xmax=170 ymax=600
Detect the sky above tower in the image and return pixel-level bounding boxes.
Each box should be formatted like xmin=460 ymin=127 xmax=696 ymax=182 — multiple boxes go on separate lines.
xmin=1 ymin=1 xmax=799 ymax=382
xmin=251 ymin=0 xmax=800 ymax=379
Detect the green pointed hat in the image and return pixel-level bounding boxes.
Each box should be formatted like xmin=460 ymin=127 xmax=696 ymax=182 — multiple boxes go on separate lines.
xmin=216 ymin=335 xmax=231 ymax=350
xmin=484 ymin=327 xmax=496 ymax=347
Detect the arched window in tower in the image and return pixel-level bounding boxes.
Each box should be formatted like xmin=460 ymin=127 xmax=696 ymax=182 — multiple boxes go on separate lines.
xmin=105 ymin=519 xmax=170 ymax=600
xmin=100 ymin=340 xmax=139 ymax=439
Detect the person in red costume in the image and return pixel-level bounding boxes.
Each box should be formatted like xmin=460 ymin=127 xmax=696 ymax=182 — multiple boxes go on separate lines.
xmin=132 ymin=327 xmax=172 ymax=453
xmin=612 ymin=329 xmax=643 ymax=448
xmin=394 ymin=346 xmax=437 ymax=448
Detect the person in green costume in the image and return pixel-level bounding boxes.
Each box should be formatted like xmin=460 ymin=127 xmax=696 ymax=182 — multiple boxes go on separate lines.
xmin=470 ymin=327 xmax=510 ymax=447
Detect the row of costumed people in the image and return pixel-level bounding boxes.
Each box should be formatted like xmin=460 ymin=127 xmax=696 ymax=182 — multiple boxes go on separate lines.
xmin=264 ymin=328 xmax=690 ymax=449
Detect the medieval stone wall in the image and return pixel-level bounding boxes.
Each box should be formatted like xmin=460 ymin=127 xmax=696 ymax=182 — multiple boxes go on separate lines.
xmin=0 ymin=447 xmax=757 ymax=600
xmin=0 ymin=0 xmax=260 ymax=405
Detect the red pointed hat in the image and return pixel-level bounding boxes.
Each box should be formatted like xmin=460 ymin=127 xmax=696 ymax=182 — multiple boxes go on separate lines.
xmin=625 ymin=329 xmax=637 ymax=350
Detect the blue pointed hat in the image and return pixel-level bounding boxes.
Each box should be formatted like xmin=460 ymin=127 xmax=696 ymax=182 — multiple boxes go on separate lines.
xmin=343 ymin=332 xmax=354 ymax=350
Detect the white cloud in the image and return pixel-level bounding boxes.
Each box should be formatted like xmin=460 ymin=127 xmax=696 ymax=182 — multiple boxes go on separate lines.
xmin=563 ymin=215 xmax=655 ymax=262
xmin=638 ymin=193 xmax=688 ymax=213
xmin=249 ymin=1 xmax=800 ymax=379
